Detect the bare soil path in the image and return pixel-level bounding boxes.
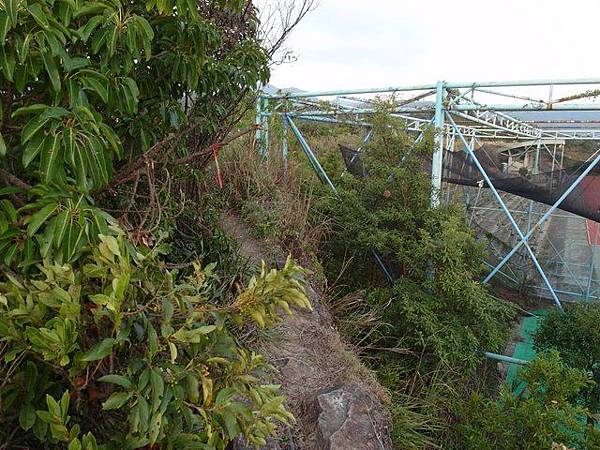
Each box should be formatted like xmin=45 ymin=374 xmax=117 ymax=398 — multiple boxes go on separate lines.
xmin=220 ymin=213 xmax=392 ymax=450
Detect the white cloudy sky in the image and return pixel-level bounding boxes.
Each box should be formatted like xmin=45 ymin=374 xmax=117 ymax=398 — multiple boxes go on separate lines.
xmin=260 ymin=0 xmax=600 ymax=93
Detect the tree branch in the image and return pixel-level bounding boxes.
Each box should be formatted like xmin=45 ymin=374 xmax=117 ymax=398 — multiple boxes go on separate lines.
xmin=172 ymin=125 xmax=257 ymax=166
xmin=0 ymin=168 xmax=31 ymax=190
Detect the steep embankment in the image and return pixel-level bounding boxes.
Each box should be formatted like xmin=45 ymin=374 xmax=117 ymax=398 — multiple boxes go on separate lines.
xmin=221 ymin=213 xmax=392 ymax=450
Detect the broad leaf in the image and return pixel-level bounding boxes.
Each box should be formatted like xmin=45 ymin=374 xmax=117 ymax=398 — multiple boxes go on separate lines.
xmin=81 ymin=337 xmax=115 ymax=361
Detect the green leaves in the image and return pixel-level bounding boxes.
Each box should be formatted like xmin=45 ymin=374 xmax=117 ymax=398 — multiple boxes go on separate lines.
xmin=0 ymin=131 xmax=6 ymax=156
xmin=41 ymin=51 xmax=61 ymax=91
xmin=27 ymin=3 xmax=49 ymax=30
xmin=0 ymin=230 xmax=306 ymax=448
xmin=25 ymin=318 xmax=78 ymax=365
xmin=0 ymin=0 xmax=278 ymax=447
xmin=102 ymin=392 xmax=131 ymax=410
xmin=5 ymin=0 xmax=18 ymax=27
xmin=0 ymin=44 xmax=16 ymax=81
xmin=27 ymin=202 xmax=58 ymax=236
xmin=19 ymin=404 xmax=37 ymax=431
xmin=98 ymin=374 xmax=133 ymax=389
xmin=120 ymin=77 xmax=139 ymax=114
xmin=77 ymin=15 xmax=103 ymax=42
xmin=172 ymin=325 xmax=216 ymax=343
xmin=456 ymin=352 xmax=600 ymax=450
xmin=81 ymin=337 xmax=114 ymax=361
xmin=18 ymin=105 xmax=120 ymax=189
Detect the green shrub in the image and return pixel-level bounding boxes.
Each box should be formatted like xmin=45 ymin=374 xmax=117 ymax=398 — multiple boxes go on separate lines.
xmin=534 ymin=303 xmax=600 ymax=417
xmin=315 ymin=107 xmax=515 ymax=372
xmin=309 ymin=105 xmax=516 ymax=448
xmin=0 ymin=0 xmax=307 ymax=448
xmin=0 ymin=229 xmax=311 ymax=448
xmin=455 ymin=351 xmax=600 ymax=450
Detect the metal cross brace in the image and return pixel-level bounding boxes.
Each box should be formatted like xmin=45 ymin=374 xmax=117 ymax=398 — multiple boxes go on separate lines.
xmin=483 ymin=145 xmax=600 ymax=287
xmin=286 ymin=115 xmax=337 ymax=193
xmin=285 ymin=114 xmax=395 ymax=285
xmin=446 ymin=112 xmax=565 ymax=311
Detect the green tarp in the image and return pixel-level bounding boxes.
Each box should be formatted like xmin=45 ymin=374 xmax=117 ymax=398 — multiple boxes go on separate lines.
xmin=505 ymin=309 xmax=549 ymax=392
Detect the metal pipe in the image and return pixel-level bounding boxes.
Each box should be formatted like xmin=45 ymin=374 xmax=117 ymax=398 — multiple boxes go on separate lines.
xmin=472 ymin=87 xmax=547 ymax=105
xmin=431 ymin=81 xmax=445 ymax=207
xmin=484 ymin=352 xmax=529 ymax=365
xmin=446 ymin=112 xmax=564 ymax=311
xmin=264 ymin=78 xmax=600 ymax=100
xmin=286 ymin=115 xmax=337 ymax=193
xmin=454 ymin=103 xmax=600 ymax=111
xmin=293 ymin=115 xmax=371 ymax=127
xmin=281 ymin=116 xmax=289 ymax=170
xmin=484 ymin=147 xmax=600 ymax=286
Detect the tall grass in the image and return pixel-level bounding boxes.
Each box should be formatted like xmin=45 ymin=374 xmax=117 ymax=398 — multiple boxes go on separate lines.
xmin=216 ymin=134 xmax=330 ymax=265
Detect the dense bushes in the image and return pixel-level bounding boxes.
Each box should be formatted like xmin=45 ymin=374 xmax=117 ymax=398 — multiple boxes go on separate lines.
xmin=0 ymin=233 xmax=310 ymax=448
xmin=455 ymin=351 xmax=600 ymax=449
xmin=534 ymin=303 xmax=600 ymax=419
xmin=301 ymin=107 xmax=515 ymax=446
xmin=315 ymin=109 xmax=515 ymax=373
xmin=0 ymin=0 xmax=307 ymax=448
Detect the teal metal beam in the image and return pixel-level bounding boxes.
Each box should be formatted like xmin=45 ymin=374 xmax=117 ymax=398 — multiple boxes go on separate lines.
xmin=286 ymin=115 xmax=337 ymax=193
xmin=484 ymin=146 xmax=600 ymax=286
xmin=431 ymin=81 xmax=445 ymax=207
xmin=264 ymin=78 xmax=600 ymax=100
xmin=484 ymin=352 xmax=529 ymax=366
xmin=446 ymin=112 xmax=564 ymax=312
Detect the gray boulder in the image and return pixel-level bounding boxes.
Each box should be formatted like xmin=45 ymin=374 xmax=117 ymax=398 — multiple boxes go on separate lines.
xmin=317 ymin=384 xmax=391 ymax=450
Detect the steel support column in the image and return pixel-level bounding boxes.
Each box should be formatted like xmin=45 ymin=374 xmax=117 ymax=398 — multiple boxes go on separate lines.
xmin=286 ymin=115 xmax=336 ymax=193
xmin=431 ymin=81 xmax=445 ymax=207
xmin=281 ymin=114 xmax=289 ymax=170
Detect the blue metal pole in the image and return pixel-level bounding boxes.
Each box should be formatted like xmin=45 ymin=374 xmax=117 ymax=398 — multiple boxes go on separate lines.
xmin=446 ymin=112 xmax=564 ymax=311
xmin=484 ymin=352 xmax=529 ymax=365
xmin=285 ymin=115 xmax=395 ymax=285
xmin=255 ymin=94 xmax=263 ymax=153
xmin=286 ymin=115 xmax=337 ymax=193
xmin=281 ymin=115 xmax=289 ymax=170
xmin=431 ymin=81 xmax=445 ymax=207
xmin=485 ymin=147 xmax=600 ymax=285
xmin=293 ymin=115 xmax=371 ymax=127
xmin=262 ymin=97 xmax=270 ymax=157
xmin=264 ymin=78 xmax=600 ymax=100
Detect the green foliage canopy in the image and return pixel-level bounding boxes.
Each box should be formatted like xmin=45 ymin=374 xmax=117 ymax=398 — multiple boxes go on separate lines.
xmin=0 ymin=0 xmax=307 ymax=448
xmin=456 ymin=351 xmax=600 ymax=450
xmin=0 ymin=0 xmax=269 ymax=267
xmin=534 ymin=303 xmax=600 ymax=416
xmin=315 ymin=108 xmax=515 ymax=372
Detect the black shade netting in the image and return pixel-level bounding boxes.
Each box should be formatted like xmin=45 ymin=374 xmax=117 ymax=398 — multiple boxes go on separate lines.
xmin=340 ymin=144 xmax=600 ymax=223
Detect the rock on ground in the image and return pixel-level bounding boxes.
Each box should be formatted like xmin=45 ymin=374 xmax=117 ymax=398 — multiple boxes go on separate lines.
xmin=317 ymin=384 xmax=389 ymax=450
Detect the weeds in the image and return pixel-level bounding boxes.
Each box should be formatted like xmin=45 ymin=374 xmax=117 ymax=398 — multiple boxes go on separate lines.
xmin=217 ymin=135 xmax=330 ymax=266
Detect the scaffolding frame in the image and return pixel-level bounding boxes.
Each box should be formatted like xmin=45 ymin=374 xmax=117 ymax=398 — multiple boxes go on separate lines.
xmin=257 ymin=78 xmax=600 ymax=308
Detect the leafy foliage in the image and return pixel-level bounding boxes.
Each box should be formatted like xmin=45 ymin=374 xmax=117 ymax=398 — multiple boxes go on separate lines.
xmin=0 ymin=0 xmax=269 ymax=265
xmin=315 ymin=107 xmax=515 ymax=372
xmin=455 ymin=351 xmax=600 ymax=450
xmin=0 ymin=230 xmax=310 ymax=448
xmin=298 ymin=105 xmax=517 ymax=447
xmin=0 ymin=0 xmax=305 ymax=448
xmin=534 ymin=303 xmax=600 ymax=417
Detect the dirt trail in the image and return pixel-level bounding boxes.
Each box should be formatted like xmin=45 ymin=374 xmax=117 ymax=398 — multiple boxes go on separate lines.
xmin=220 ymin=213 xmax=392 ymax=450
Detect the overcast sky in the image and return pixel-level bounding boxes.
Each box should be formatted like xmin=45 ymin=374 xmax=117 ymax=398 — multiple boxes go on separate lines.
xmin=262 ymin=0 xmax=600 ymax=93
